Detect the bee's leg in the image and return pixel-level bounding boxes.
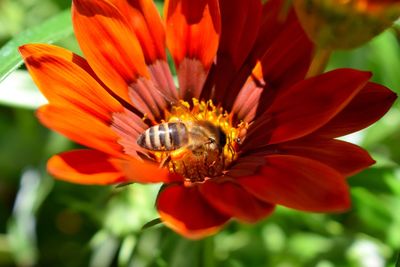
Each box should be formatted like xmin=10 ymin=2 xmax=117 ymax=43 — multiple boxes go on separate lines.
xmin=171 ymin=161 xmax=177 ymax=172
xmin=221 ymin=150 xmax=226 ymax=169
xmin=205 ymin=138 xmax=216 ymax=145
xmin=159 ymin=155 xmax=171 ymax=168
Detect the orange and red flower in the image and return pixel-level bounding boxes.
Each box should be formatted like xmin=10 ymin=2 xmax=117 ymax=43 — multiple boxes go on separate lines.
xmin=20 ymin=0 xmax=396 ymax=239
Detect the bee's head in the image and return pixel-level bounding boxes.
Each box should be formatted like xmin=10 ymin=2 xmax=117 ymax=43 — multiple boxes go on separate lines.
xmin=215 ymin=126 xmax=227 ymax=149
xmin=198 ymin=121 xmax=227 ymax=150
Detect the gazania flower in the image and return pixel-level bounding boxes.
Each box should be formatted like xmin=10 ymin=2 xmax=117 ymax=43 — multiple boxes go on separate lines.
xmin=294 ymin=0 xmax=400 ymax=49
xmin=20 ymin=0 xmax=396 ymax=239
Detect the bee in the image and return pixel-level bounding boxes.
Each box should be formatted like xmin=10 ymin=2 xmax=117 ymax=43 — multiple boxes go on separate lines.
xmin=135 ymin=92 xmax=231 ymax=180
xmin=137 ymin=121 xmax=227 ymax=159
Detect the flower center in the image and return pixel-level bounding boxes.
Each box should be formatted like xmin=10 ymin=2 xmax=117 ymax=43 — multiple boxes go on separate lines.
xmin=153 ymin=99 xmax=246 ymax=185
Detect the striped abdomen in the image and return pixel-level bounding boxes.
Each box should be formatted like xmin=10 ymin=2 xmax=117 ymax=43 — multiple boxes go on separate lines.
xmin=137 ymin=122 xmax=189 ymax=151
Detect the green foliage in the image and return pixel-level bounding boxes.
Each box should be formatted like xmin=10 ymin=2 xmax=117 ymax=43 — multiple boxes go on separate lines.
xmin=0 ymin=0 xmax=399 ymax=267
xmin=0 ymin=9 xmax=72 ymax=83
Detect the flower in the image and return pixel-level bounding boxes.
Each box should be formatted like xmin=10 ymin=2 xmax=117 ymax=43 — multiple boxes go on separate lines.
xmin=19 ymin=0 xmax=396 ymax=239
xmin=294 ymin=0 xmax=400 ymax=49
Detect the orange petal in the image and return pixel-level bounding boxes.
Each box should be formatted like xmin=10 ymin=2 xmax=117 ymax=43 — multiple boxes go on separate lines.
xmin=111 ymin=157 xmax=181 ymax=183
xmin=109 ymin=0 xmax=166 ymax=63
xmin=19 ymin=43 xmax=89 ymax=69
xmin=19 ymin=44 xmax=123 ymax=122
xmin=48 ymin=149 xmax=126 ymax=185
xmin=165 ymin=0 xmax=220 ymax=99
xmin=277 ymin=138 xmax=375 ymax=176
xmin=37 ymin=105 xmax=123 ymax=157
xmin=165 ymin=0 xmax=220 ymax=68
xmin=106 ymin=1 xmax=178 ymax=114
xmin=72 ymin=0 xmax=149 ymax=103
xmin=157 ymin=184 xmax=229 ymax=239
xmin=237 ymin=155 xmax=351 ymax=212
xmin=200 ymin=179 xmax=275 ymax=223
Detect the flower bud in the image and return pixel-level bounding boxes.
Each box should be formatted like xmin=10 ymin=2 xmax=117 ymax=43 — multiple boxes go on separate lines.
xmin=293 ymin=0 xmax=400 ymax=49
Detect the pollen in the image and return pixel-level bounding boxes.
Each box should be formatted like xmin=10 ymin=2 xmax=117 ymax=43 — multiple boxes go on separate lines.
xmin=153 ymin=99 xmax=247 ymax=185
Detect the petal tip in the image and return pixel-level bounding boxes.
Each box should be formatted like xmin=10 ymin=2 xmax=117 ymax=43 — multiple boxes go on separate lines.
xmin=332 ymin=194 xmax=352 ymax=213
xmin=159 ymin=211 xmax=227 ymax=240
xmin=388 ymin=90 xmax=398 ymax=102
xmin=18 ymin=44 xmax=32 ymax=59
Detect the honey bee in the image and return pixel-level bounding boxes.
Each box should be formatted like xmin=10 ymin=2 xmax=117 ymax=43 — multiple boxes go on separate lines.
xmin=137 ymin=121 xmax=227 ymax=159
xmin=135 ymin=91 xmax=232 ymax=180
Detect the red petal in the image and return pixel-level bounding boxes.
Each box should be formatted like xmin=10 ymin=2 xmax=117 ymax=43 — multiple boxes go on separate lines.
xmin=165 ymin=0 xmax=220 ymax=99
xmin=110 ymin=109 xmax=148 ymax=158
xmin=237 ymin=155 xmax=351 ymax=212
xmin=217 ymin=0 xmax=261 ymax=69
xmin=231 ymin=70 xmax=264 ymax=122
xmin=37 ymin=105 xmax=123 ymax=157
xmin=210 ymin=0 xmax=262 ymax=103
xmin=251 ymin=0 xmax=300 ymax=61
xmin=252 ymin=22 xmax=313 ymax=112
xmin=312 ymin=82 xmax=397 ymax=138
xmin=200 ymin=179 xmax=275 ymax=223
xmin=242 ymin=69 xmax=371 ymax=150
xmin=222 ymin=5 xmax=313 ymax=112
xmin=72 ymin=0 xmax=149 ymax=103
xmin=231 ymin=20 xmax=312 ymax=122
xmin=277 ymin=138 xmax=375 ymax=176
xmin=157 ymin=184 xmax=229 ymax=239
xmin=47 ymin=149 xmax=125 ymax=185
xmin=19 ymin=44 xmax=123 ymax=122
xmin=128 ymin=77 xmax=171 ymax=121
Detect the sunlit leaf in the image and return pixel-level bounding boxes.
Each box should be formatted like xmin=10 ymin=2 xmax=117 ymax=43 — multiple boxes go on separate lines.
xmin=0 ymin=9 xmax=72 ymax=83
xmin=0 ymin=70 xmax=46 ymax=109
xmin=7 ymin=168 xmax=53 ymax=267
xmin=348 ymin=238 xmax=388 ymax=267
xmin=90 ymin=230 xmax=119 ymax=267
xmin=118 ymin=235 xmax=136 ymax=267
xmin=103 ymin=184 xmax=159 ymax=236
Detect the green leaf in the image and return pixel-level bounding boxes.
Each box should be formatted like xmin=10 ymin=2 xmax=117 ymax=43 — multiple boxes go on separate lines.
xmin=141 ymin=218 xmax=162 ymax=231
xmin=0 ymin=9 xmax=73 ymax=83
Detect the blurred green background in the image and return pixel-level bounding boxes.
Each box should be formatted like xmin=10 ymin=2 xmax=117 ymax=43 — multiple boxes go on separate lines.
xmin=0 ymin=0 xmax=399 ymax=266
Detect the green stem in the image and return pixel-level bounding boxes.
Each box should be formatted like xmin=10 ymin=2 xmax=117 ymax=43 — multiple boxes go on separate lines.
xmin=306 ymin=47 xmax=332 ymax=78
xmin=203 ymin=236 xmax=215 ymax=267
